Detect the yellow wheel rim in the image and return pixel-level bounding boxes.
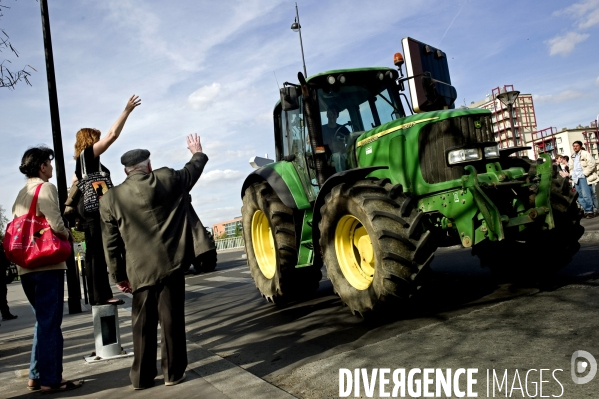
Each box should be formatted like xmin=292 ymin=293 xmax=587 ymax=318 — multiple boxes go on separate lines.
xmin=334 ymin=215 xmax=375 ymax=290
xmin=251 ymin=210 xmax=276 ymax=279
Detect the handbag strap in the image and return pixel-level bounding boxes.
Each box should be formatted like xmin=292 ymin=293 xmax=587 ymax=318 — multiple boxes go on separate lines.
xmin=28 ymin=183 xmax=44 ymax=216
xmin=79 ymin=150 xmax=105 ymax=179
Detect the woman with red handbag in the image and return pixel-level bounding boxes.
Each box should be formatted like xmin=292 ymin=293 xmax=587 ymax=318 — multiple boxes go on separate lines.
xmin=10 ymin=146 xmax=83 ymax=393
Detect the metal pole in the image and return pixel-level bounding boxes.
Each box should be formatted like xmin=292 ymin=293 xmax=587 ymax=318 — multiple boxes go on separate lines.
xmin=508 ymin=103 xmax=519 ymax=155
xmin=295 ymin=3 xmax=307 ymax=77
xmin=39 ymin=0 xmax=82 ymax=314
xmin=507 ymin=104 xmax=514 ymax=143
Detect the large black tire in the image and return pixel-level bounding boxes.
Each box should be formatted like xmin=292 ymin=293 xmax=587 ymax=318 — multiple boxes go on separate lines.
xmin=195 ymin=248 xmax=217 ymax=273
xmin=475 ymin=170 xmax=583 ymax=281
xmin=242 ymin=182 xmax=320 ymax=303
xmin=318 ymin=179 xmax=436 ymax=317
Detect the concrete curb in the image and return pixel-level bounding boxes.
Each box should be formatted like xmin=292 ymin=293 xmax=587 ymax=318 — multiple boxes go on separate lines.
xmin=187 ymin=341 xmax=297 ymax=399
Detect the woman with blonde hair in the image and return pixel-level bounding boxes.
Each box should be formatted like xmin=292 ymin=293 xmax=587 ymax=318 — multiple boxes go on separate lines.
xmin=70 ymin=95 xmax=141 ymax=305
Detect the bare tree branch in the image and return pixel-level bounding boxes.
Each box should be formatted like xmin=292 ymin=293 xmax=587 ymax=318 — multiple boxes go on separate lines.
xmin=0 ymin=0 xmax=36 ymax=90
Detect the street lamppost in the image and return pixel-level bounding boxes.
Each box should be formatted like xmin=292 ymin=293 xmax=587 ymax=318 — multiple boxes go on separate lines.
xmin=496 ymin=89 xmax=520 ymax=153
xmin=39 ymin=0 xmax=82 ymax=314
xmin=290 ymin=3 xmax=307 ymax=78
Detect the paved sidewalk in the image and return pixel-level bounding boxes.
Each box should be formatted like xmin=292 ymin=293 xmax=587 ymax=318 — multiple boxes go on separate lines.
xmin=0 ymin=282 xmax=295 ymax=399
xmin=1 ymin=222 xmax=597 ymax=398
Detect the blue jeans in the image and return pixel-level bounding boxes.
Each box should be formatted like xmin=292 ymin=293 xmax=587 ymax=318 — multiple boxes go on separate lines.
xmin=575 ymin=177 xmax=594 ymax=213
xmin=20 ymin=270 xmax=65 ymax=386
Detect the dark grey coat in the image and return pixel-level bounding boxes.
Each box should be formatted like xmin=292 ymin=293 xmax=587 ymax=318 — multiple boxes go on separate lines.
xmin=99 ymin=152 xmax=214 ymax=292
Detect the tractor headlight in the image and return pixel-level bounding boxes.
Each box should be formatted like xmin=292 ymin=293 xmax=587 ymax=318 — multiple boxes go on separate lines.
xmin=447 ymin=148 xmax=481 ymax=164
xmin=484 ymin=144 xmax=500 ymax=159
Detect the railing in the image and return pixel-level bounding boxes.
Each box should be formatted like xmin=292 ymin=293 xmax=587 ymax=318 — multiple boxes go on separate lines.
xmin=531 ymin=127 xmax=557 ymax=141
xmin=215 ymin=236 xmax=245 ymax=251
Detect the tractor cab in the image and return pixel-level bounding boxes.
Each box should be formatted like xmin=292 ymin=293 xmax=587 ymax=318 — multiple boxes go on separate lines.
xmin=275 ymin=68 xmax=406 ymax=198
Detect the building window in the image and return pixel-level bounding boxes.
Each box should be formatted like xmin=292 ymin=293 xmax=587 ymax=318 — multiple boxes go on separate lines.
xmin=224 ymin=221 xmax=242 ymax=237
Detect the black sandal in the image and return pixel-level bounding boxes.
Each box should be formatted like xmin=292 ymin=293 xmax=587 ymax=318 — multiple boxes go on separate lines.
xmin=40 ymin=379 xmax=84 ymax=394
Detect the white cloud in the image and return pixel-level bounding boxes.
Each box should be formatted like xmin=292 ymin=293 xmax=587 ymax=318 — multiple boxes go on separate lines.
xmin=188 ymin=83 xmax=222 ymax=110
xmin=546 ymin=32 xmax=589 ymax=56
xmin=554 ymin=0 xmax=599 ymax=29
xmin=201 ymin=169 xmax=245 ymax=183
xmin=533 ymin=90 xmax=588 ymax=104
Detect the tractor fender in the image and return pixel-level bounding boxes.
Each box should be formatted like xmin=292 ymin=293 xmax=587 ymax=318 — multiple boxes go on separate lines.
xmin=240 ymin=166 xmax=297 ymax=209
xmin=311 ymin=166 xmax=388 ymax=256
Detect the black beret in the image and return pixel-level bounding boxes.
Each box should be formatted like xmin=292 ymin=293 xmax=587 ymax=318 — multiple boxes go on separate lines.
xmin=121 ymin=149 xmax=150 ymax=167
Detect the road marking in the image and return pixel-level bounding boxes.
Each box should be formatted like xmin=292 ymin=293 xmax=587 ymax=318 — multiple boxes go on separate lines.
xmin=204 ymin=276 xmax=252 ymax=284
xmin=240 ymin=271 xmax=251 ymax=274
xmin=220 ymin=266 xmax=247 ymax=273
xmin=185 ymin=285 xmax=226 ymax=294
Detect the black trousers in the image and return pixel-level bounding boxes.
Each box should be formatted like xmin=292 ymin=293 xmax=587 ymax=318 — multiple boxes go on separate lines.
xmin=0 ymin=264 xmax=8 ymax=315
xmin=130 ymin=271 xmax=188 ymax=388
xmin=84 ymin=216 xmax=113 ymax=305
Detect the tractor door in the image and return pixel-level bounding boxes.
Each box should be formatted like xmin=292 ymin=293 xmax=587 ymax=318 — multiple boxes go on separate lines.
xmin=280 ymin=98 xmax=319 ymax=201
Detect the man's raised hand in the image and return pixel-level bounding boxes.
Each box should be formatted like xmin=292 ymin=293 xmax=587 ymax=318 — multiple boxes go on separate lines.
xmin=187 ymin=133 xmax=203 ymax=154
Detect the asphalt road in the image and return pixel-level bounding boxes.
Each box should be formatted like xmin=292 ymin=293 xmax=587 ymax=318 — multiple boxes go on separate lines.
xmin=183 ymin=243 xmax=599 ymax=398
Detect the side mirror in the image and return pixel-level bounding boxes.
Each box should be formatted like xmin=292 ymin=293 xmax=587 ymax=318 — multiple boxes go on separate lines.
xmin=280 ymin=86 xmax=299 ymax=111
xmin=401 ymin=37 xmax=457 ymax=113
xmin=249 ymin=156 xmax=274 ymax=169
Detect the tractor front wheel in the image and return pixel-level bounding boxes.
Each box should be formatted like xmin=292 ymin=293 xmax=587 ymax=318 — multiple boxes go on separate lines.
xmin=319 ymin=179 xmax=435 ymax=317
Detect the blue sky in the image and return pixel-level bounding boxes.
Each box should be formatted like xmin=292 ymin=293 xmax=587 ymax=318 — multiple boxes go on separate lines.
xmin=1 ymin=0 xmax=599 ymax=227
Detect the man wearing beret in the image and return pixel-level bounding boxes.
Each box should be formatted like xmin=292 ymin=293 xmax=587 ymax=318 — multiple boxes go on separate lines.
xmin=99 ymin=133 xmax=214 ymax=390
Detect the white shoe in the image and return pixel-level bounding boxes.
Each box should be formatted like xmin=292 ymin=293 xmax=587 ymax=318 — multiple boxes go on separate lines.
xmin=165 ymin=372 xmax=186 ymax=386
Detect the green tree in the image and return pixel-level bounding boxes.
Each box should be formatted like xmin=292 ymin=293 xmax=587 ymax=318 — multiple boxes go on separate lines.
xmin=71 ymin=229 xmax=85 ymax=243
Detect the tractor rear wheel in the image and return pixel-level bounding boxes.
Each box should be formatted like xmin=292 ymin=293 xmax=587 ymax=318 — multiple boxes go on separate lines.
xmin=475 ymin=172 xmax=583 ymax=281
xmin=319 ymin=179 xmax=436 ymax=317
xmin=242 ymin=182 xmax=318 ymax=303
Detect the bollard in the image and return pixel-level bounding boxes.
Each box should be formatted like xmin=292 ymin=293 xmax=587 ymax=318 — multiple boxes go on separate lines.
xmin=92 ymin=304 xmax=122 ymax=358
xmin=84 ymin=304 xmax=133 ymax=363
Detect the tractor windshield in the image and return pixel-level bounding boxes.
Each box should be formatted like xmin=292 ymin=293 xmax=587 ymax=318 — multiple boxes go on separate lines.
xmin=317 ymin=84 xmax=401 ymax=133
xmin=317 ymin=82 xmax=402 ymax=173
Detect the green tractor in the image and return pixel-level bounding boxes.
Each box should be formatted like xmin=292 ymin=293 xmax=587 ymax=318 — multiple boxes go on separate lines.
xmin=240 ymin=37 xmax=583 ymax=316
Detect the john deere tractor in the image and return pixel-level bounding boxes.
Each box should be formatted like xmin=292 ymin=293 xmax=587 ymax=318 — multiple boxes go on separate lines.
xmin=240 ymin=37 xmax=583 ymax=316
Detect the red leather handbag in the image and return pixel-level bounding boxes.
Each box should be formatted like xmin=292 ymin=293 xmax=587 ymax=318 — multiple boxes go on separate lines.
xmin=3 ymin=184 xmax=72 ymax=268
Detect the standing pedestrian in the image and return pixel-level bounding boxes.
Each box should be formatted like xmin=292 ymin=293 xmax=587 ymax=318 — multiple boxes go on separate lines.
xmin=568 ymin=141 xmax=597 ymax=218
xmin=68 ymin=94 xmax=141 ymax=305
xmin=99 ymin=134 xmax=214 ymax=390
xmin=0 ymin=243 xmax=18 ymax=321
xmin=11 ymin=146 xmax=83 ymax=393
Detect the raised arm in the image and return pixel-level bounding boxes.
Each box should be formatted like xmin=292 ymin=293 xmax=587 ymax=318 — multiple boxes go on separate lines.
xmin=174 ymin=133 xmax=208 ymax=191
xmin=93 ymin=95 xmax=142 ymax=157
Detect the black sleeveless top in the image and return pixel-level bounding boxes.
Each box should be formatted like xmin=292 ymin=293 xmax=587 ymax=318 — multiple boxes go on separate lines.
xmin=75 ymin=146 xmax=111 ymax=181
